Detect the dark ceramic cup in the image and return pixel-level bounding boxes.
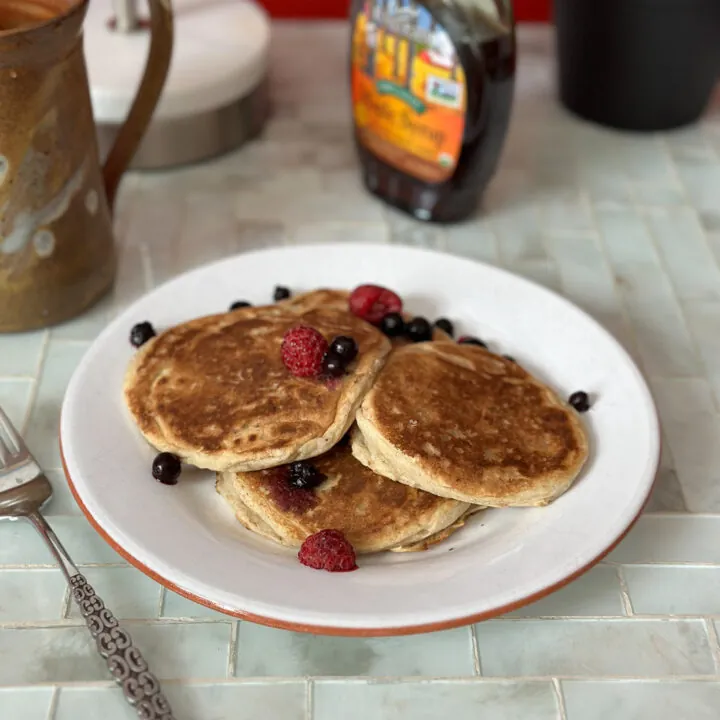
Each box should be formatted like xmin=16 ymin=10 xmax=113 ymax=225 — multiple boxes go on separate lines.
xmin=555 ymin=0 xmax=720 ymax=131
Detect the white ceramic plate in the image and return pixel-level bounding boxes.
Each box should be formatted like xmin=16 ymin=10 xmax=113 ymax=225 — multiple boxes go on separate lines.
xmin=60 ymin=244 xmax=660 ymax=635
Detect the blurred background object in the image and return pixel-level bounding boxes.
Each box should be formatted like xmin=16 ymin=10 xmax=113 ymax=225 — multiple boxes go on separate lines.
xmin=555 ymin=0 xmax=720 ymax=131
xmin=0 ymin=0 xmax=172 ymax=333
xmin=88 ymin=0 xmax=271 ymax=169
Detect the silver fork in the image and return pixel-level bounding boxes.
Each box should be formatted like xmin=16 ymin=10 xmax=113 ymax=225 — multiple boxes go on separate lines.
xmin=0 ymin=406 xmax=176 ymax=720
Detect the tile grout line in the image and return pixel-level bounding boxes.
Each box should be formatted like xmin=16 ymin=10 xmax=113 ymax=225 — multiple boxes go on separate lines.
xmin=488 ymin=226 xmax=501 ymax=264
xmin=584 ymin=198 xmax=646 ymax=370
xmin=114 ymin=174 xmax=140 ymax=241
xmin=660 ymin=136 xmax=694 ymax=206
xmin=704 ymin=618 xmax=720 ymax=673
xmin=7 ymin=673 xmax=720 ymax=688
xmin=33 ymin=329 xmax=50 ymax=379
xmin=0 ymin=617 xmax=236 ymax=629
xmin=470 ymin=624 xmax=482 ymax=675
xmin=615 ymin=565 xmax=635 ymax=616
xmin=42 ymin=339 xmax=95 ymax=347
xmin=434 ymin=226 xmax=448 ymax=252
xmin=20 ymin=330 xmax=49 ymax=435
xmin=688 ymin=215 xmax=720 ymax=303
xmin=698 ymin=126 xmax=720 ymax=161
xmin=139 ymin=242 xmax=155 ymax=291
xmin=10 ymin=612 xmax=720 ymax=630
xmin=640 ymin=205 xmax=719 ymax=412
xmin=306 ymin=678 xmax=314 ymax=720
xmin=552 ymin=678 xmax=569 ymax=720
xmin=60 ymin=583 xmax=72 ymax=620
xmin=537 ymin=214 xmax=564 ymax=297
xmin=651 ymin=186 xmax=720 ymax=278
xmin=0 ymin=467 xmax=69 ymax=474
xmin=280 ymin=221 xmax=294 ymax=247
xmin=537 ymin=216 xmax=568 ymax=267
xmin=227 ymin=621 xmax=239 ymax=678
xmin=46 ymin=685 xmax=60 ymax=720
xmin=157 ymin=587 xmax=166 ymax=619
xmin=0 ymin=677 xmax=310 ymax=690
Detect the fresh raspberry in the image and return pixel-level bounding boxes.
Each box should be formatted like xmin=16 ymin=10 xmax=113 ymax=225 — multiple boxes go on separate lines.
xmin=281 ymin=326 xmax=328 ymax=378
xmin=298 ymin=529 xmax=358 ymax=572
xmin=349 ymin=284 xmax=403 ymax=325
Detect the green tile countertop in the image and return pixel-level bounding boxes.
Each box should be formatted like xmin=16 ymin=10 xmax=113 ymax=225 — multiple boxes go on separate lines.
xmin=1 ymin=22 xmax=720 ymax=720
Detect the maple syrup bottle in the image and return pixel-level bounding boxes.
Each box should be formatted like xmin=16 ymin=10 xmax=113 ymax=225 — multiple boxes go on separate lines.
xmin=350 ymin=0 xmax=516 ymax=223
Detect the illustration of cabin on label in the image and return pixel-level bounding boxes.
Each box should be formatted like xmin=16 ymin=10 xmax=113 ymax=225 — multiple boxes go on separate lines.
xmin=354 ymin=0 xmax=466 ymax=113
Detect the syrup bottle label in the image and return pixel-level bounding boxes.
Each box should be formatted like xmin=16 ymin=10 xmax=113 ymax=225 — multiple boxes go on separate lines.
xmin=351 ymin=0 xmax=466 ymax=184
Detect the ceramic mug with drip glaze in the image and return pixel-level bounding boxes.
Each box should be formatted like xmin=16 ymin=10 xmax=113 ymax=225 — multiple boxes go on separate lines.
xmin=0 ymin=0 xmax=173 ymax=332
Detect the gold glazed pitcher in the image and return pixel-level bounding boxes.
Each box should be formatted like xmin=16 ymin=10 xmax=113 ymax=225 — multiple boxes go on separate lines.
xmin=0 ymin=0 xmax=173 ymax=332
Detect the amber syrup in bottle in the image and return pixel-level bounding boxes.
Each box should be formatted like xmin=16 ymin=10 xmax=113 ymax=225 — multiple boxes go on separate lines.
xmin=350 ymin=0 xmax=516 ymax=222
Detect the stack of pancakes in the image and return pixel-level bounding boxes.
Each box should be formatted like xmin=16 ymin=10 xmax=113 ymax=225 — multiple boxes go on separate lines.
xmin=124 ymin=289 xmax=588 ymax=555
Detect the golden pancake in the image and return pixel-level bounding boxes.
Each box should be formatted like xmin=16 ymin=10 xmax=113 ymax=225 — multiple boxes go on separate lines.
xmin=353 ymin=342 xmax=589 ymax=506
xmin=124 ymin=299 xmax=391 ymax=472
xmin=216 ymin=434 xmax=479 ymax=553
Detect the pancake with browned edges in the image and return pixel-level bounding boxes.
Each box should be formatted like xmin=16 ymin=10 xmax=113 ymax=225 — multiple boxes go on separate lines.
xmin=216 ymin=435 xmax=479 ymax=553
xmin=353 ymin=343 xmax=589 ymax=507
xmin=124 ymin=299 xmax=391 ymax=472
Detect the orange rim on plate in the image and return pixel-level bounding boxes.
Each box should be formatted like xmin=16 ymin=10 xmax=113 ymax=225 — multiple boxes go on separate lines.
xmin=60 ymin=433 xmax=658 ymax=637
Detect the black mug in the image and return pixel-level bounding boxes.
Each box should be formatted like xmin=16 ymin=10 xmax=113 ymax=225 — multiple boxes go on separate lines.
xmin=554 ymin=0 xmax=720 ymax=131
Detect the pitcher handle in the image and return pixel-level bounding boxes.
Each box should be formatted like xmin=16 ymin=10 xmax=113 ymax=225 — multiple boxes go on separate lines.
xmin=102 ymin=0 xmax=174 ymax=212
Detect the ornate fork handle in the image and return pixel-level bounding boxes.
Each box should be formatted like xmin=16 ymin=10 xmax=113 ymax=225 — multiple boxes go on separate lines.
xmin=28 ymin=511 xmax=176 ymax=720
xmin=70 ymin=574 xmax=175 ymax=720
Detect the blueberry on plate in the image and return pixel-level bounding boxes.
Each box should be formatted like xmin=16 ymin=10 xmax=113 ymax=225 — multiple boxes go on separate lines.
xmin=152 ymin=452 xmax=182 ymax=485
xmin=287 ymin=461 xmax=326 ymax=490
xmin=380 ymin=312 xmax=405 ymax=338
xmin=130 ymin=321 xmax=156 ymax=348
xmin=274 ymin=286 xmax=291 ymax=302
xmin=568 ymin=391 xmax=591 ymax=413
xmin=434 ymin=318 xmax=454 ymax=337
xmin=405 ymin=317 xmax=433 ymax=343
xmin=329 ymin=336 xmax=358 ymax=364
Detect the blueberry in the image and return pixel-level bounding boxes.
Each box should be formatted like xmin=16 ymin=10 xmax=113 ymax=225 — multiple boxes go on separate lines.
xmin=503 ymin=355 xmax=516 ymax=363
xmin=274 ymin=286 xmax=291 ymax=302
xmin=152 ymin=452 xmax=181 ymax=485
xmin=329 ymin=336 xmax=358 ymax=364
xmin=380 ymin=312 xmax=405 ymax=338
xmin=287 ymin=461 xmax=326 ymax=490
xmin=130 ymin=321 xmax=156 ymax=348
xmin=405 ymin=317 xmax=433 ymax=343
xmin=434 ymin=318 xmax=454 ymax=337
xmin=569 ymin=391 xmax=591 ymax=413
xmin=230 ymin=301 xmax=251 ymax=311
xmin=322 ymin=352 xmax=346 ymax=377
xmin=458 ymin=336 xmax=487 ymax=348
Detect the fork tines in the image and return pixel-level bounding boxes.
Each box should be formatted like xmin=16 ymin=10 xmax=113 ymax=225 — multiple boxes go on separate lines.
xmin=0 ymin=406 xmax=24 ymax=467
